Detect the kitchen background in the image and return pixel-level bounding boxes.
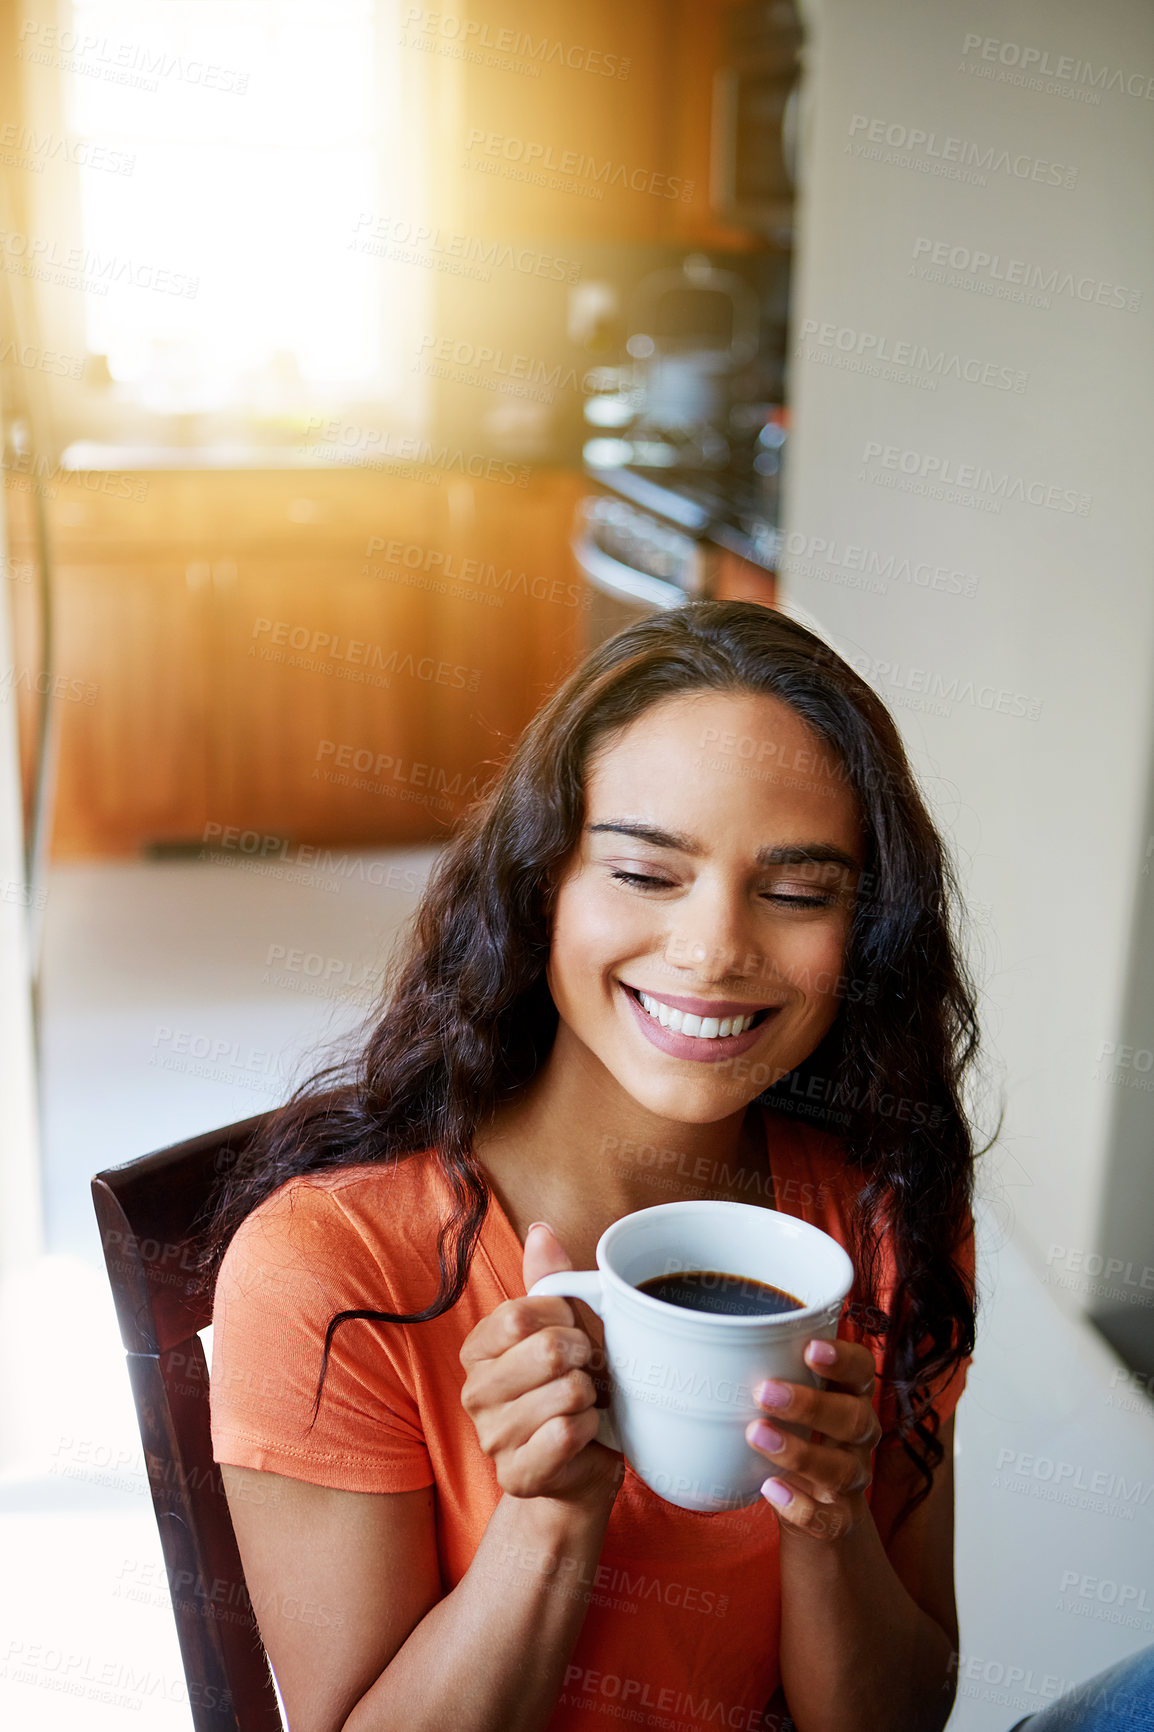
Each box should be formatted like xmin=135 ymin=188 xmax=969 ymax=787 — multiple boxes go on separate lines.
xmin=0 ymin=1 xmax=1152 ymax=1729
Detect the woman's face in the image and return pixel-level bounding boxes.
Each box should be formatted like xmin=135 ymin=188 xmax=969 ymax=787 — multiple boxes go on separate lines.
xmin=545 ymin=689 xmax=864 ymax=1125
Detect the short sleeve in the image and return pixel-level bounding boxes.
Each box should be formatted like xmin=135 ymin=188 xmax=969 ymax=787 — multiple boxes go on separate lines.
xmin=210 ymin=1180 xmax=434 ymax=1493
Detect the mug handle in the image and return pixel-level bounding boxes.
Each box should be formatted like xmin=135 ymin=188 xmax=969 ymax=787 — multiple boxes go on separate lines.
xmin=527 ymin=1271 xmax=622 ymax=1454
xmin=528 ymin=1269 xmax=604 ymax=1313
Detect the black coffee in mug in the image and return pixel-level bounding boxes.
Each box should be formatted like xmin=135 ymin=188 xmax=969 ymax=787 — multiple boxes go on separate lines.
xmin=637 ymin=1269 xmax=804 ymax=1318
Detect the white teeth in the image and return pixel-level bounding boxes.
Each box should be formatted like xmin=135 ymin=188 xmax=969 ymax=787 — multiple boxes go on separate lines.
xmin=634 ymin=992 xmax=760 ymax=1039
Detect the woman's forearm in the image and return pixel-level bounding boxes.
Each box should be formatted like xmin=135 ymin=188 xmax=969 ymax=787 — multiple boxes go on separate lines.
xmin=344 ymin=1488 xmax=615 ymax=1732
xmin=777 ymin=1497 xmax=955 ymax=1732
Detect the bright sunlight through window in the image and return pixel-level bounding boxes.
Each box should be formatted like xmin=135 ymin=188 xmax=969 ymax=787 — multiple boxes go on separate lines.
xmin=61 ymin=0 xmax=425 ymax=421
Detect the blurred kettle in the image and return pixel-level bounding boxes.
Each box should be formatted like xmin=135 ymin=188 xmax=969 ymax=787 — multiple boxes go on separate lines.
xmin=626 ymin=254 xmax=760 ymax=431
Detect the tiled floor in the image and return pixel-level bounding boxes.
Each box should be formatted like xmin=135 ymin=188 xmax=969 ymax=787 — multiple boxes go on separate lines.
xmin=1 ymin=856 xmax=1151 ymax=1730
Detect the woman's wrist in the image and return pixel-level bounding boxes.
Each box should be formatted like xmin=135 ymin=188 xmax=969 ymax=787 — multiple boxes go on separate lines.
xmin=484 ymin=1468 xmax=619 ymax=1611
xmin=533 ymin=1455 xmax=623 ymax=1531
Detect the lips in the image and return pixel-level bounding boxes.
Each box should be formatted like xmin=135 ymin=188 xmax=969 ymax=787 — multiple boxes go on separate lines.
xmin=620 ymin=982 xmax=779 ymax=1063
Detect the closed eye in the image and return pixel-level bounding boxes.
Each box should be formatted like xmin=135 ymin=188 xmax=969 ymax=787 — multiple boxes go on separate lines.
xmin=611 ymin=870 xmax=839 ymax=907
xmin=610 ymin=868 xmax=675 ymax=890
xmin=765 ymin=891 xmax=839 ymax=908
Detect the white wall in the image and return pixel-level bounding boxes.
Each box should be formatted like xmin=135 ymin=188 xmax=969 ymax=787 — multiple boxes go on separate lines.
xmin=784 ymin=0 xmax=1154 ymax=1302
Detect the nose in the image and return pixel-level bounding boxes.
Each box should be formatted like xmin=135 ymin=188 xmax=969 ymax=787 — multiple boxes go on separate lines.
xmin=661 ymin=880 xmax=763 ymax=988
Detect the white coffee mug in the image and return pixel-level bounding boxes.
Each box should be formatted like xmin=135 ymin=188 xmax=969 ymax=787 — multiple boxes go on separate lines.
xmin=529 ymin=1199 xmax=855 ymax=1512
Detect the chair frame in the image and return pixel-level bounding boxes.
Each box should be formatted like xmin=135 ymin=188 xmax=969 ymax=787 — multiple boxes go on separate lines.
xmin=92 ymin=1112 xmax=284 ymax=1732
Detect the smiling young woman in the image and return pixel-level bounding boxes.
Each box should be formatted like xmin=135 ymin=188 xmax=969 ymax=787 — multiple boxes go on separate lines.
xmin=198 ymin=603 xmax=980 ymax=1732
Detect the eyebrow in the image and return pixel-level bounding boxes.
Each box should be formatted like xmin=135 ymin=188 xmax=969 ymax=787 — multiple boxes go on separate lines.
xmin=587 ymin=822 xmax=859 ymax=873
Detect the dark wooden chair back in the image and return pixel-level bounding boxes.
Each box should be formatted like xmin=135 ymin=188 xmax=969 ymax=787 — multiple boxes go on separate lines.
xmin=92 ymin=1113 xmax=284 ymax=1732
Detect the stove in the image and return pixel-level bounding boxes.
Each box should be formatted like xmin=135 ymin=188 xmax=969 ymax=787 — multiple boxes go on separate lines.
xmin=573 ymin=459 xmax=781 ymax=644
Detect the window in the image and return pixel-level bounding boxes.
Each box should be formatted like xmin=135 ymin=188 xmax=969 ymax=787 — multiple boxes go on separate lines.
xmin=53 ymin=0 xmax=428 ymax=431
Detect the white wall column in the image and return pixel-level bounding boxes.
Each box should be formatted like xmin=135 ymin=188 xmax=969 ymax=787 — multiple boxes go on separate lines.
xmin=784 ymin=0 xmax=1154 ymax=1304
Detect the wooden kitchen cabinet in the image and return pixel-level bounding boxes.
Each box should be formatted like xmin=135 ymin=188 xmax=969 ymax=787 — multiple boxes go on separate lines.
xmin=51 ymin=558 xmax=216 ymax=853
xmin=434 ymin=0 xmax=760 ymax=253
xmin=208 ymin=557 xmax=439 ymax=845
xmin=6 ymin=467 xmax=587 ymax=856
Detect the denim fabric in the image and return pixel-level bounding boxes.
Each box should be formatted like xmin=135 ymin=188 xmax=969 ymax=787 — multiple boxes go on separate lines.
xmin=1003 ymin=1644 xmax=1154 ymax=1731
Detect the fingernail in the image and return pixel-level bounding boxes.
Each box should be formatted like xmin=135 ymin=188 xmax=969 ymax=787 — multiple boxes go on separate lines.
xmin=762 ymin=1477 xmax=793 ymax=1508
xmin=526 ymin=1221 xmax=552 ymax=1235
xmin=748 ymin=1421 xmax=784 ymax=1454
xmin=754 ymin=1379 xmax=793 ymax=1411
xmin=807 ymin=1339 xmax=837 ymax=1366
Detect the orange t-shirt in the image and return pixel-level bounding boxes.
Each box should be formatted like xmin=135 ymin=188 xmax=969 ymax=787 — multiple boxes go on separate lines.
xmin=210 ymin=1108 xmax=972 ymax=1730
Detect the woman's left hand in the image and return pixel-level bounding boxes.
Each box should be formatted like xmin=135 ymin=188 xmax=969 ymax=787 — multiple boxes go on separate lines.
xmin=745 ymin=1337 xmax=882 ymax=1542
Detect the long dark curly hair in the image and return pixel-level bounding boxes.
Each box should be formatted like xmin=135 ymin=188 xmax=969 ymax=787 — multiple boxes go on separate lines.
xmin=196 ymin=601 xmax=981 ymax=1517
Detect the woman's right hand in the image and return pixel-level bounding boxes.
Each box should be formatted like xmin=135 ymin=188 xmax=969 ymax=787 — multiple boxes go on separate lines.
xmin=459 ymin=1223 xmax=622 ymax=1507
